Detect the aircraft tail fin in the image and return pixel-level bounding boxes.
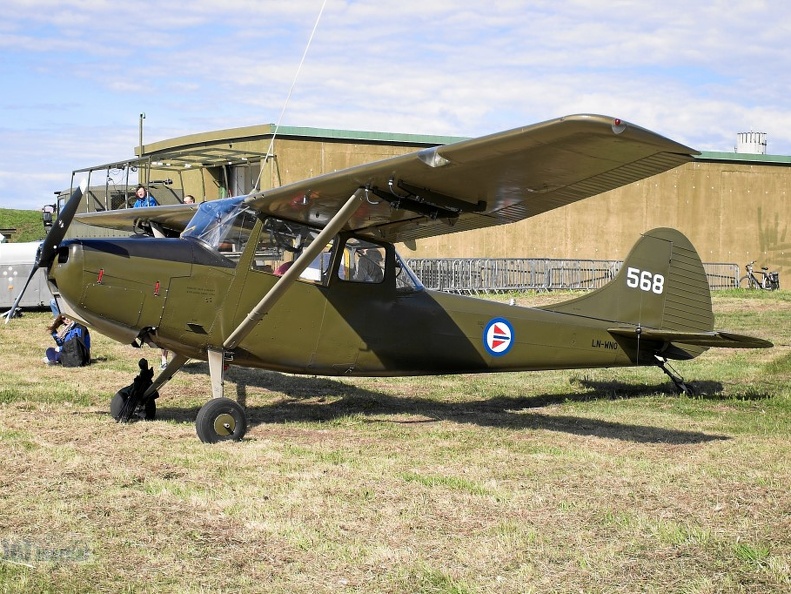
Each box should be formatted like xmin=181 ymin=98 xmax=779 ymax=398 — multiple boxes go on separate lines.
xmin=540 ymin=228 xmax=772 ymax=359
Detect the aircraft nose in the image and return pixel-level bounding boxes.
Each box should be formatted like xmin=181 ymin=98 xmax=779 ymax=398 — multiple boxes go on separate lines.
xmin=50 ymin=241 xmax=85 ymax=303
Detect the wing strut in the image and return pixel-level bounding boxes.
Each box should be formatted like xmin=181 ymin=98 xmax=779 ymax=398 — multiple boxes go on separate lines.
xmin=223 ymin=188 xmax=365 ymax=351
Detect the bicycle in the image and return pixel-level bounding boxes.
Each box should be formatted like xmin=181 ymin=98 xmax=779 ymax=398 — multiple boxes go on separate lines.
xmin=739 ymin=261 xmax=780 ymax=290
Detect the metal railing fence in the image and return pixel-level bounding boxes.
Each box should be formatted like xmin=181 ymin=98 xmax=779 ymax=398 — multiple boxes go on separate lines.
xmin=406 ymin=258 xmax=739 ymax=294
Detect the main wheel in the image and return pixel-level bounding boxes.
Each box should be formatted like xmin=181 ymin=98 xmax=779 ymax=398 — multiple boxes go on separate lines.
xmin=110 ymin=390 xmax=157 ymax=421
xmin=195 ymin=398 xmax=247 ymax=443
xmin=739 ymin=275 xmax=757 ymax=289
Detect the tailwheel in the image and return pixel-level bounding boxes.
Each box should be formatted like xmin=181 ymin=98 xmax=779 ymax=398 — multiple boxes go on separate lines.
xmin=654 ymin=356 xmax=697 ymax=396
xmin=195 ymin=398 xmax=247 ymax=443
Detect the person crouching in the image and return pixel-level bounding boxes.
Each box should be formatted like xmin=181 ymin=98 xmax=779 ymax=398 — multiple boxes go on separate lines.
xmin=45 ymin=314 xmax=91 ymax=367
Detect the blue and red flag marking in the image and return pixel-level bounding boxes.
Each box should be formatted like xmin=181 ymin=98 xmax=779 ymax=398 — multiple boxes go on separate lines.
xmin=483 ymin=317 xmax=514 ymax=356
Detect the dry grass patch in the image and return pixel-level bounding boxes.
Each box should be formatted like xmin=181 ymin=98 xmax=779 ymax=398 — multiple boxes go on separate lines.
xmin=0 ymin=293 xmax=790 ymax=593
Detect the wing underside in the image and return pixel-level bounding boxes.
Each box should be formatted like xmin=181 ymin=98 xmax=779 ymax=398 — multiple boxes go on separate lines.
xmin=75 ymin=203 xmax=198 ymax=236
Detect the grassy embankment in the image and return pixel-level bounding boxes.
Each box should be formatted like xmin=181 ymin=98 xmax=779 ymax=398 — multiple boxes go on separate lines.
xmin=0 ymin=208 xmax=46 ymax=243
xmin=0 ymin=290 xmax=789 ymax=593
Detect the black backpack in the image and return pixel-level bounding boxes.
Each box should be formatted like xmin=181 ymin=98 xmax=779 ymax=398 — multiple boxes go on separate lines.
xmin=60 ymin=325 xmax=90 ymax=367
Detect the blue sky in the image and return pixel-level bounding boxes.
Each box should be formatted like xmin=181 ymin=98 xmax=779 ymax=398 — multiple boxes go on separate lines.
xmin=2 ymin=0 xmax=790 ymax=210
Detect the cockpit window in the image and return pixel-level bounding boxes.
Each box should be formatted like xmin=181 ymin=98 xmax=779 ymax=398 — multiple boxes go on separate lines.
xmin=336 ymin=238 xmax=422 ymax=293
xmin=180 ymin=204 xmax=423 ymax=293
xmin=338 ymin=239 xmax=386 ymax=284
xmin=250 ymin=217 xmax=334 ymax=284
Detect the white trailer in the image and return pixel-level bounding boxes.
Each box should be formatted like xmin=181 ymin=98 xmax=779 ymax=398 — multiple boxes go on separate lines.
xmin=1 ymin=241 xmax=52 ymax=310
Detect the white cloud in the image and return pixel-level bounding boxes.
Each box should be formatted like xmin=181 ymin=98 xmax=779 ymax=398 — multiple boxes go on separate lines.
xmin=2 ymin=0 xmax=791 ymax=209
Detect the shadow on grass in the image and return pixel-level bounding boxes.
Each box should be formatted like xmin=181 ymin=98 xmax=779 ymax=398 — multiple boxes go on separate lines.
xmin=149 ymin=364 xmax=729 ymax=445
xmin=576 ymin=378 xmax=774 ymax=401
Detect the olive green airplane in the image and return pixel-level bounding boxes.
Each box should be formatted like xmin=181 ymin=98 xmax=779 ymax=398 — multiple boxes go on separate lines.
xmin=6 ymin=114 xmax=772 ymax=442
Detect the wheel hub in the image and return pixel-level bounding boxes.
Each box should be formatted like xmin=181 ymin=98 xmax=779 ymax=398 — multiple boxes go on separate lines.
xmin=213 ymin=413 xmax=236 ymax=436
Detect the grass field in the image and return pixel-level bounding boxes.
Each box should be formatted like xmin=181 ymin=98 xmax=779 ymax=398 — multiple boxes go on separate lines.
xmin=0 ymin=290 xmax=789 ymax=593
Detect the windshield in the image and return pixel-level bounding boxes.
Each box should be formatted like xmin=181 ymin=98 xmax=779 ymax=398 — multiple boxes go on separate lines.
xmin=394 ymin=250 xmax=424 ymax=293
xmin=181 ymin=197 xmax=252 ymax=249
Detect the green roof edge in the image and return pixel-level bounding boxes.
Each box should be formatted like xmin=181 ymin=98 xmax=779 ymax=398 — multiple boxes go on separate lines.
xmin=271 ymin=125 xmax=468 ymax=146
xmin=696 ymin=151 xmax=791 ymax=165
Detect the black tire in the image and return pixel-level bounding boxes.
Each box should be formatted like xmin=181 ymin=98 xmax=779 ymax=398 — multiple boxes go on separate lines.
xmin=110 ymin=390 xmax=157 ymax=421
xmin=144 ymin=398 xmax=157 ymax=420
xmin=110 ymin=391 xmax=125 ymax=420
xmin=195 ymin=398 xmax=247 ymax=443
xmin=739 ymin=275 xmax=757 ymax=289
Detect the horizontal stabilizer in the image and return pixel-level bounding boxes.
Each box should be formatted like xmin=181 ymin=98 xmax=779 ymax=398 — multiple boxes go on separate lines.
xmin=608 ymin=327 xmax=773 ymax=349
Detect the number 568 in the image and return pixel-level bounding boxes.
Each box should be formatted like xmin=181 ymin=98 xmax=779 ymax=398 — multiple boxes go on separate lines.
xmin=626 ymin=267 xmax=665 ymax=294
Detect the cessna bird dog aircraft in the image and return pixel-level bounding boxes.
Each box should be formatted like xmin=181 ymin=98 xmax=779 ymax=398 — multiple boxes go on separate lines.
xmin=7 ymin=114 xmax=772 ymax=442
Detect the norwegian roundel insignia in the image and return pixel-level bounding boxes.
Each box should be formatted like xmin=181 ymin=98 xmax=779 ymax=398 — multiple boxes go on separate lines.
xmin=483 ymin=318 xmax=514 ymax=356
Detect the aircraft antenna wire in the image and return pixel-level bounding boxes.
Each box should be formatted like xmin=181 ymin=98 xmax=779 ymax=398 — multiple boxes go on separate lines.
xmin=254 ymin=0 xmax=328 ymax=192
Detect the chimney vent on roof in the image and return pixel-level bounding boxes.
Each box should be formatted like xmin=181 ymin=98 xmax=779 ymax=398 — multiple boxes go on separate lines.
xmin=736 ymin=131 xmax=767 ymax=154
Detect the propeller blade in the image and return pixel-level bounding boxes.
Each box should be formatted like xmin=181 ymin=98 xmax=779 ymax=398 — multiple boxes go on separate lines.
xmin=3 ymin=179 xmax=86 ymax=323
xmin=38 ymin=180 xmax=86 ymax=269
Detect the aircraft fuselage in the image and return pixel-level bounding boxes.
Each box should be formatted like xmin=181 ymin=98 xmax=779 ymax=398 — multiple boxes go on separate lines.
xmin=51 ymin=236 xmax=643 ymax=377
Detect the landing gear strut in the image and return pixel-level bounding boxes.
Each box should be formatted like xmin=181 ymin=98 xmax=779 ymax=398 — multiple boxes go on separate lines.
xmin=655 ymin=356 xmax=696 ymax=396
xmin=195 ymin=349 xmax=248 ymax=443
xmin=110 ymin=350 xmax=248 ymax=443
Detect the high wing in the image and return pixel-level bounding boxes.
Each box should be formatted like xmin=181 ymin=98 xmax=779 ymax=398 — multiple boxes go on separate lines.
xmin=244 ymin=114 xmax=697 ymax=243
xmin=75 ymin=203 xmax=198 ymax=236
xmin=74 ymin=114 xmax=697 ymax=242
xmin=607 ymin=327 xmax=774 ymax=349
